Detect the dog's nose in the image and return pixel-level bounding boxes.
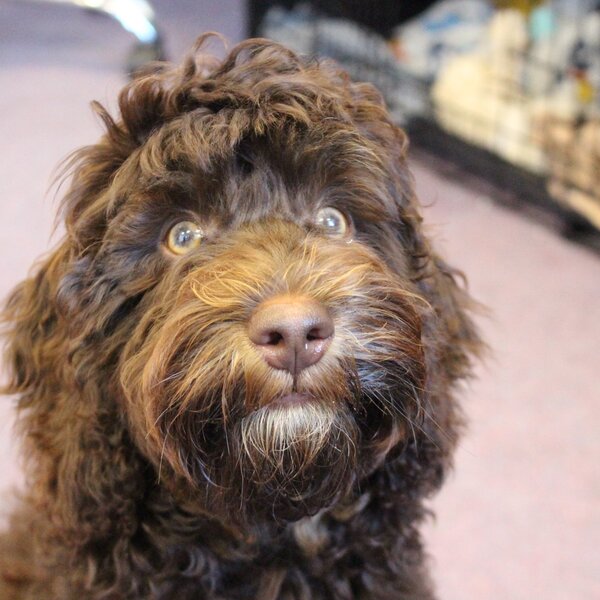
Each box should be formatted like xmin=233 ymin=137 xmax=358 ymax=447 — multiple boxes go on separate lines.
xmin=248 ymin=296 xmax=334 ymax=375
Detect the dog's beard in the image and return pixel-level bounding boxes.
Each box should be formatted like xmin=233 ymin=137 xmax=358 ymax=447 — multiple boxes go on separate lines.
xmin=124 ymin=340 xmax=420 ymax=524
xmin=225 ymin=400 xmax=358 ymax=521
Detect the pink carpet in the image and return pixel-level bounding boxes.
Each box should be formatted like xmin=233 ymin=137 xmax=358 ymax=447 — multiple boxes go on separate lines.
xmin=1 ymin=2 xmax=598 ymax=599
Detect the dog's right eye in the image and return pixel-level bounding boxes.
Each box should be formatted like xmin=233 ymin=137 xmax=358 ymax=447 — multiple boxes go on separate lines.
xmin=315 ymin=207 xmax=349 ymax=237
xmin=165 ymin=220 xmax=204 ymax=255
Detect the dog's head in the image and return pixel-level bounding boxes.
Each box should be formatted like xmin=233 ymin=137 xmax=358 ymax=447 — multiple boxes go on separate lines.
xmin=3 ymin=37 xmax=480 ymax=530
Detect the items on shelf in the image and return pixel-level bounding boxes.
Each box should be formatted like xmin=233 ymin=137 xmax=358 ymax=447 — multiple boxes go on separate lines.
xmin=390 ymin=0 xmax=494 ymax=81
xmin=536 ymin=117 xmax=600 ymax=228
xmin=260 ymin=4 xmax=430 ymax=120
xmin=432 ymin=9 xmax=546 ymax=171
xmin=257 ymin=0 xmax=600 ymax=232
xmin=431 ymin=2 xmax=599 ymax=177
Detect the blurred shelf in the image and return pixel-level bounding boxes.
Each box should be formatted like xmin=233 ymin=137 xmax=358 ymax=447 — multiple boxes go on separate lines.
xmin=251 ymin=1 xmax=600 ymax=251
xmin=407 ymin=117 xmax=600 ymax=251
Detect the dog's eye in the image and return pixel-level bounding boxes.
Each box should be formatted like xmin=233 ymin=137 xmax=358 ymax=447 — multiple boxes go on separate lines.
xmin=165 ymin=220 xmax=204 ymax=255
xmin=315 ymin=207 xmax=349 ymax=237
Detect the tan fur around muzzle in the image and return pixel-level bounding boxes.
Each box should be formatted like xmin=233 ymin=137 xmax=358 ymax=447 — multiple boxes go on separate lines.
xmin=119 ymin=220 xmax=425 ymax=519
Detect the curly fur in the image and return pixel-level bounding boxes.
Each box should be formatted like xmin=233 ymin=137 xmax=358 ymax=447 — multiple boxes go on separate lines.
xmin=0 ymin=35 xmax=482 ymax=599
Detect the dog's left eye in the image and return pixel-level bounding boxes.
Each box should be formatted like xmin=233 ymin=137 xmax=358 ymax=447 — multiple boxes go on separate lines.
xmin=315 ymin=207 xmax=349 ymax=237
xmin=165 ymin=220 xmax=204 ymax=255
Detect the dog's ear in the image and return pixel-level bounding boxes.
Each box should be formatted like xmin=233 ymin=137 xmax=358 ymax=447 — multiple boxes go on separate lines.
xmin=2 ymin=242 xmax=147 ymax=558
xmin=390 ymin=173 xmax=482 ymax=497
xmin=2 ymin=245 xmax=69 ymax=398
xmin=347 ymin=84 xmax=482 ymax=492
xmin=393 ymin=191 xmax=483 ymax=381
xmin=2 ymin=128 xmax=148 ymax=564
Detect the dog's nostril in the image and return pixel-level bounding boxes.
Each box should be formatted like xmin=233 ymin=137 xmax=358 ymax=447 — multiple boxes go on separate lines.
xmin=265 ymin=331 xmax=284 ymax=346
xmin=306 ymin=323 xmax=333 ymax=342
xmin=306 ymin=328 xmax=320 ymax=342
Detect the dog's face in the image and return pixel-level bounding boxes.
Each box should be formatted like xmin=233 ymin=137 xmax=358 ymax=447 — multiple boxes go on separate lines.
xmin=107 ymin=94 xmax=424 ymax=522
xmin=118 ymin=174 xmax=426 ymax=516
xmin=5 ymin=39 xmax=478 ymax=529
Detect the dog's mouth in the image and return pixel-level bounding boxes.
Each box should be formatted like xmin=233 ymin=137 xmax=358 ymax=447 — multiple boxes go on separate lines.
xmin=264 ymin=391 xmax=315 ymax=409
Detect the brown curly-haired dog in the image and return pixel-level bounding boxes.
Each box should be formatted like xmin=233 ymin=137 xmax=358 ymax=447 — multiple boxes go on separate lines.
xmin=0 ymin=36 xmax=481 ymax=600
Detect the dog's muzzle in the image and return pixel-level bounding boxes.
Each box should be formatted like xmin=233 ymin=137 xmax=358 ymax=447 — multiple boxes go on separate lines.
xmin=119 ymin=220 xmax=425 ymax=521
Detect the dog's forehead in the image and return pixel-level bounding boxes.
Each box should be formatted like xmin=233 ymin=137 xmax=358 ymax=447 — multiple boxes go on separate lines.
xmin=127 ymin=113 xmax=399 ymax=228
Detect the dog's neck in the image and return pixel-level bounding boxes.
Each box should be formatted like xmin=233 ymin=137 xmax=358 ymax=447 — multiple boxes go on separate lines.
xmin=143 ymin=482 xmax=371 ymax=560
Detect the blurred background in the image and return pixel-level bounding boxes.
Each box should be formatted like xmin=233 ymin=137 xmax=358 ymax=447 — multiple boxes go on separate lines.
xmin=0 ymin=1 xmax=599 ymax=598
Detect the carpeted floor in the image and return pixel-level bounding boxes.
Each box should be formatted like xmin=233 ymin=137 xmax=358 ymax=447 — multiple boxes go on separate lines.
xmin=1 ymin=2 xmax=599 ymax=599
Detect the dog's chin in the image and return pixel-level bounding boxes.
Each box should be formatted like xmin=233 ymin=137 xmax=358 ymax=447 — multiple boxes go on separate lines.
xmin=223 ymin=399 xmax=359 ymax=522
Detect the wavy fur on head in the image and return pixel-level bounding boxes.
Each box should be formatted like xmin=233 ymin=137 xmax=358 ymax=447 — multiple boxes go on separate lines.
xmin=0 ymin=35 xmax=482 ymax=600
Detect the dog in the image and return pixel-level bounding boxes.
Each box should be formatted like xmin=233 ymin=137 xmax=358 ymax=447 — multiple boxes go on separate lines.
xmin=0 ymin=36 xmax=481 ymax=599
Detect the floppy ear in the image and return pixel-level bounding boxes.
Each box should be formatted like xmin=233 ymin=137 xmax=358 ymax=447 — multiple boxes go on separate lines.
xmin=346 ymin=81 xmax=483 ymax=493
xmin=2 ymin=138 xmax=147 ymax=565
xmin=2 ymin=246 xmax=69 ymax=398
xmin=399 ymin=194 xmax=485 ymax=513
